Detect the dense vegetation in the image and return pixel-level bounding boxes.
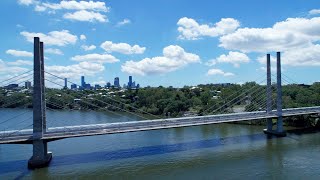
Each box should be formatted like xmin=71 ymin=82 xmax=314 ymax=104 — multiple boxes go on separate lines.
xmin=1 ymin=82 xmax=320 ymax=127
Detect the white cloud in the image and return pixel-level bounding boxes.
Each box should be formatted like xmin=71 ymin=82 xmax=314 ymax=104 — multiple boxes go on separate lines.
xmin=177 ymin=17 xmax=240 ymax=40
xmin=121 ymin=45 xmax=200 ymax=76
xmin=257 ymin=55 xmax=276 ymax=65
xmin=81 ymin=45 xmax=96 ymax=51
xmin=257 ymin=44 xmax=320 ymax=70
xmin=92 ymin=80 xmax=106 ymax=86
xmin=63 ymin=10 xmax=107 ymax=22
xmin=100 ymin=41 xmax=146 ymax=54
xmin=71 ymin=53 xmax=119 ymax=64
xmin=0 ymin=60 xmax=29 ymax=77
xmin=219 ymin=17 xmax=320 ymax=52
xmin=80 ymin=34 xmax=86 ymax=40
xmin=6 ymin=49 xmax=33 ymax=57
xmin=309 ymin=9 xmax=320 ymax=15
xmin=16 ymin=24 xmax=24 ymax=28
xmin=46 ymin=61 xmax=105 ymax=79
xmin=17 ymin=0 xmax=34 ymax=6
xmin=207 ymin=68 xmax=234 ymax=76
xmin=208 ymin=51 xmax=250 ymax=67
xmin=45 ymin=48 xmax=63 ymax=55
xmin=42 ymin=0 xmax=109 ymax=12
xmin=7 ymin=60 xmax=33 ymax=66
xmin=116 ymin=19 xmax=131 ymax=26
xmin=34 ymin=5 xmax=46 ymax=12
xmin=20 ymin=30 xmax=77 ymax=46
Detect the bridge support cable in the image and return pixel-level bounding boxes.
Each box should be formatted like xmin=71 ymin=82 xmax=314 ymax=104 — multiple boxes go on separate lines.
xmin=45 ymin=98 xmax=113 ymax=128
xmin=45 ymin=71 xmax=163 ymax=120
xmin=0 ymin=74 xmax=33 ymax=89
xmin=0 ymin=116 xmax=33 ymax=141
xmin=226 ymin=87 xmax=268 ymax=112
xmin=0 ymin=77 xmax=33 ymax=108
xmin=44 ymin=77 xmax=153 ymax=121
xmin=0 ymin=70 xmax=33 ymax=86
xmin=43 ymin=79 xmax=154 ymax=135
xmin=213 ymin=85 xmax=267 ymax=114
xmin=0 ymin=111 xmax=30 ymax=127
xmin=201 ymin=78 xmax=267 ymax=115
xmin=28 ymin=37 xmax=52 ymax=169
xmin=206 ymin=84 xmax=267 ymax=115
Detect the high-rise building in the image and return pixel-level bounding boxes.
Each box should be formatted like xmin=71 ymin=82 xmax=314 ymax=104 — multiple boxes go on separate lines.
xmin=128 ymin=76 xmax=133 ymax=88
xmin=25 ymin=81 xmax=31 ymax=89
xmin=84 ymin=83 xmax=91 ymax=90
xmin=114 ymin=77 xmax=120 ymax=87
xmin=64 ymin=78 xmax=68 ymax=89
xmin=105 ymin=82 xmax=111 ymax=88
xmin=81 ymin=76 xmax=85 ymax=87
xmin=5 ymin=84 xmax=18 ymax=90
xmin=136 ymin=83 xmax=140 ymax=89
xmin=95 ymin=84 xmax=101 ymax=90
xmin=132 ymin=81 xmax=136 ymax=88
xmin=71 ymin=84 xmax=77 ymax=90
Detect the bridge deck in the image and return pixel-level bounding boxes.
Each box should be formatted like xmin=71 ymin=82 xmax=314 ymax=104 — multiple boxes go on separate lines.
xmin=1 ymin=106 xmax=319 ymax=144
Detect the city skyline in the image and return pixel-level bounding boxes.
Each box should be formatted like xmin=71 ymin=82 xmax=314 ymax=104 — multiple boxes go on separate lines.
xmin=0 ymin=0 xmax=320 ymax=87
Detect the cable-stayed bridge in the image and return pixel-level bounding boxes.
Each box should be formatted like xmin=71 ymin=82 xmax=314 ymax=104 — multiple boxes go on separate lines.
xmin=0 ymin=37 xmax=319 ymax=168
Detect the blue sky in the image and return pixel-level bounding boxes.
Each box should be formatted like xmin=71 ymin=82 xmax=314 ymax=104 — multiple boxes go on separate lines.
xmin=0 ymin=0 xmax=320 ymax=87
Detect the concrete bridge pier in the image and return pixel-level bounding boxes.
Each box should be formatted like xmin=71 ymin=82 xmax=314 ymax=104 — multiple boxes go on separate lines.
xmin=264 ymin=52 xmax=286 ymax=137
xmin=28 ymin=37 xmax=52 ymax=169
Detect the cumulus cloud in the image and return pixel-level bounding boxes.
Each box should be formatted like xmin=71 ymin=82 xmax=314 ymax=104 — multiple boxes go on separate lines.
xmin=207 ymin=68 xmax=234 ymax=76
xmin=7 ymin=60 xmax=33 ymax=66
xmin=42 ymin=0 xmax=109 ymax=12
xmin=100 ymin=41 xmax=146 ymax=54
xmin=0 ymin=60 xmax=29 ymax=79
xmin=207 ymin=51 xmax=250 ymax=67
xmin=116 ymin=19 xmax=131 ymax=26
xmin=80 ymin=34 xmax=86 ymax=40
xmin=309 ymin=9 xmax=320 ymax=15
xmin=20 ymin=30 xmax=77 ymax=46
xmin=6 ymin=49 xmax=33 ymax=57
xmin=34 ymin=5 xmax=46 ymax=12
xmin=219 ymin=17 xmax=320 ymax=52
xmin=17 ymin=0 xmax=34 ymax=6
xmin=177 ymin=17 xmax=240 ymax=40
xmin=45 ymin=48 xmax=63 ymax=55
xmin=258 ymin=44 xmax=320 ymax=67
xmin=81 ymin=45 xmax=96 ymax=51
xmin=121 ymin=45 xmax=200 ymax=75
xmin=63 ymin=10 xmax=107 ymax=22
xmin=18 ymin=1 xmax=110 ymax=23
xmin=46 ymin=61 xmax=105 ymax=79
xmin=71 ymin=53 xmax=119 ymax=64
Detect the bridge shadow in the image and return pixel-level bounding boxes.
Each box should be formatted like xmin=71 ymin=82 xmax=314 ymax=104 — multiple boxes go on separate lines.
xmin=1 ymin=127 xmax=319 ymax=179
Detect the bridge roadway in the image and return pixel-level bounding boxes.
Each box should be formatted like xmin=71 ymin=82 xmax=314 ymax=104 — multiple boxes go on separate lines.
xmin=1 ymin=106 xmax=320 ymax=144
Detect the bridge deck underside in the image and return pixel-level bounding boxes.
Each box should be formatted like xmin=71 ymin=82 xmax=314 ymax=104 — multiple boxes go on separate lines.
xmin=1 ymin=107 xmax=319 ymax=144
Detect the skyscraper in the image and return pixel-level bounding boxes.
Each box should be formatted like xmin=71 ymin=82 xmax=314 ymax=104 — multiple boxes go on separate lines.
xmin=114 ymin=77 xmax=120 ymax=87
xmin=64 ymin=78 xmax=68 ymax=89
xmin=81 ymin=76 xmax=85 ymax=87
xmin=128 ymin=76 xmax=133 ymax=88
xmin=105 ymin=82 xmax=111 ymax=88
xmin=71 ymin=84 xmax=77 ymax=90
xmin=25 ymin=81 xmax=31 ymax=89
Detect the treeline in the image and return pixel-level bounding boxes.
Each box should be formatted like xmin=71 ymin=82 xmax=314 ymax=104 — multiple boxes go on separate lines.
xmin=1 ymin=82 xmax=320 ymax=119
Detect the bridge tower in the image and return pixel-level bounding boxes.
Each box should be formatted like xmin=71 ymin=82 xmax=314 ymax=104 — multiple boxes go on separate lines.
xmin=28 ymin=37 xmax=52 ymax=169
xmin=264 ymin=52 xmax=286 ymax=137
xmin=266 ymin=54 xmax=273 ymax=131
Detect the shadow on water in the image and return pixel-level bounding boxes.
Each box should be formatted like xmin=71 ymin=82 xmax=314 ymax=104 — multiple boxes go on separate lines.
xmin=1 ymin=127 xmax=319 ymax=178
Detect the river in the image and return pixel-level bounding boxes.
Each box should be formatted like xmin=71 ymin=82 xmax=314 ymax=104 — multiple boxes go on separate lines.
xmin=0 ymin=108 xmax=319 ymax=179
